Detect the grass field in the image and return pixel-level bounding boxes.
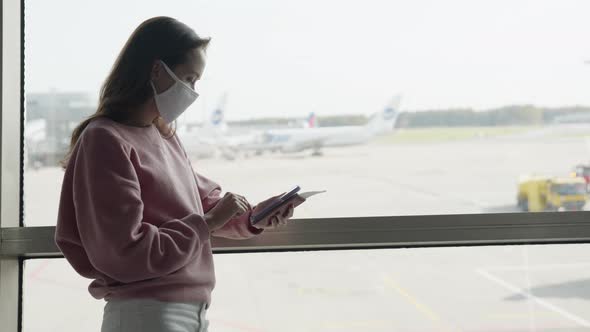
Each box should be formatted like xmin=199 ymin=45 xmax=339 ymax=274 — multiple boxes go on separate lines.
xmin=375 ymin=126 xmax=536 ymax=144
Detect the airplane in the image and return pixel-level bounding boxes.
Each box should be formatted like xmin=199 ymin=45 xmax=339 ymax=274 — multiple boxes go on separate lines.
xmin=178 ymin=94 xmax=401 ymax=160
xmin=233 ymin=95 xmax=402 ymax=156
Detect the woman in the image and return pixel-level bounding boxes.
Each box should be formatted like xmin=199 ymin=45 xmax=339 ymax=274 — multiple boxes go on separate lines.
xmin=55 ymin=16 xmax=304 ymax=332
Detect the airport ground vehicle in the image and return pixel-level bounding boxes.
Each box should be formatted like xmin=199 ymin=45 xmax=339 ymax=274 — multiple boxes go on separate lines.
xmin=517 ymin=175 xmax=587 ymax=212
xmin=573 ymin=164 xmax=590 ymax=191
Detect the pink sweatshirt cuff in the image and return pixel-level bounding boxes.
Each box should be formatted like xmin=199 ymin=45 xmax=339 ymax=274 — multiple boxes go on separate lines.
xmin=246 ymin=213 xmax=264 ymax=235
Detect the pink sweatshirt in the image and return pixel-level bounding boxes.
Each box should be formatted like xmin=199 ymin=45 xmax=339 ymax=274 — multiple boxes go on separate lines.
xmin=55 ymin=117 xmax=263 ymax=305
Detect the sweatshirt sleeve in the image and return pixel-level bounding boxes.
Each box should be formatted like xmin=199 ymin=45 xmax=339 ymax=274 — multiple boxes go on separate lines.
xmin=194 ymin=172 xmax=264 ymax=240
xmin=70 ymin=127 xmax=211 ymax=284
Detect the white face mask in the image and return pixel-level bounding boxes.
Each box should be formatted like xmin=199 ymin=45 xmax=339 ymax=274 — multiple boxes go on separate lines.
xmin=150 ymin=60 xmax=199 ymax=123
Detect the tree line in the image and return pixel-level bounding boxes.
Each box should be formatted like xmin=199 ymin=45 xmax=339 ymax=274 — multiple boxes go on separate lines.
xmin=229 ymin=105 xmax=590 ymax=128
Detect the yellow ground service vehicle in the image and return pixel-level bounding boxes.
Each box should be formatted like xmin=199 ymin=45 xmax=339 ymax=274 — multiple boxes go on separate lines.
xmin=517 ymin=176 xmax=587 ymax=212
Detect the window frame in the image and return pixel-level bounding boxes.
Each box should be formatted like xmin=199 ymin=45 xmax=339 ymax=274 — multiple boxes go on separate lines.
xmin=1 ymin=1 xmax=24 ymax=332
xmin=2 ymin=1 xmax=590 ymax=331
xmin=3 ymin=213 xmax=590 ymax=258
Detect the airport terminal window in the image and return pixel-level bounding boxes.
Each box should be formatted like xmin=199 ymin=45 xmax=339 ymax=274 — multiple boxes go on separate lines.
xmin=22 ymin=244 xmax=590 ymax=332
xmin=7 ymin=1 xmax=590 ymax=332
xmin=23 ymin=0 xmax=590 ymax=226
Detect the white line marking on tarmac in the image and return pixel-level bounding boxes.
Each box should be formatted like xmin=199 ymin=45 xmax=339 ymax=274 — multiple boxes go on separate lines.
xmin=476 ymin=268 xmax=590 ymax=328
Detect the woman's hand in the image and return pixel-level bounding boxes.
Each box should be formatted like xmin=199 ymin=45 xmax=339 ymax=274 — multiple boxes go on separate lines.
xmin=252 ymin=194 xmax=306 ymax=230
xmin=204 ymin=192 xmax=250 ymax=232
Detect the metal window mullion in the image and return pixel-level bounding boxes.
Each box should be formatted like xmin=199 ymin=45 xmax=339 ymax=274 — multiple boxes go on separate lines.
xmin=0 ymin=1 xmax=23 ymax=332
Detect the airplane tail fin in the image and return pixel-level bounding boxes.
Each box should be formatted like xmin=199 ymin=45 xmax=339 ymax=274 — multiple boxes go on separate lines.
xmin=366 ymin=94 xmax=402 ymax=135
xmin=304 ymin=112 xmax=318 ymax=128
xmin=205 ymin=93 xmax=228 ymax=133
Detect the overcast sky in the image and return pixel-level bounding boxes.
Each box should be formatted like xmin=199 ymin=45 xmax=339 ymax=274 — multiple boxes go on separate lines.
xmin=25 ymin=0 xmax=590 ymax=121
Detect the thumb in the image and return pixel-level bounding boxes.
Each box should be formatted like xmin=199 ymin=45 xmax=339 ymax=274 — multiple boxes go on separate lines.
xmin=257 ymin=192 xmax=286 ymax=210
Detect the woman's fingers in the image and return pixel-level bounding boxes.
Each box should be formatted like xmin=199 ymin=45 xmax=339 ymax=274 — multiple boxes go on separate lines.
xmin=279 ymin=216 xmax=288 ymax=226
xmin=232 ymin=200 xmax=247 ymax=216
xmin=232 ymin=193 xmax=246 ymax=206
xmin=237 ymin=194 xmax=251 ymax=209
xmin=270 ymin=215 xmax=280 ymax=228
xmin=282 ymin=204 xmax=294 ymax=219
xmin=225 ymin=192 xmax=250 ymax=216
xmin=262 ymin=203 xmax=297 ymax=229
xmin=237 ymin=198 xmax=249 ymax=211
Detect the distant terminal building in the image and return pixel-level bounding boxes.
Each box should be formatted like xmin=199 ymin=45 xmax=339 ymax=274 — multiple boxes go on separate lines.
xmin=26 ymin=92 xmax=95 ymax=169
xmin=553 ymin=112 xmax=590 ymax=124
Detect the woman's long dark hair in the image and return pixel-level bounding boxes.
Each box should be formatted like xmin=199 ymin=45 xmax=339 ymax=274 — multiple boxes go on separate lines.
xmin=61 ymin=16 xmax=209 ymax=168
